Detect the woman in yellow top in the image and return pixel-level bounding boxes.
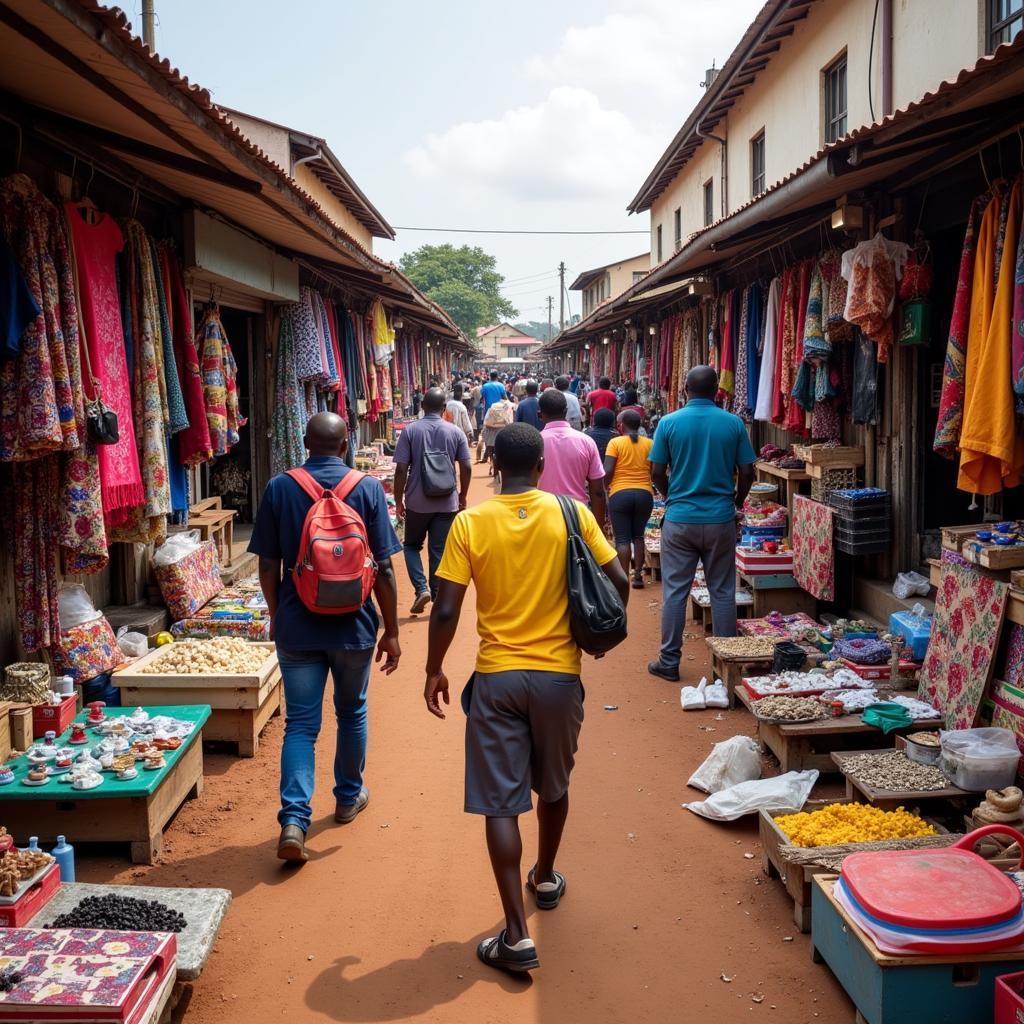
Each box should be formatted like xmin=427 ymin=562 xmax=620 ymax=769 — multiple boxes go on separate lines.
xmin=604 ymin=408 xmax=655 ymax=589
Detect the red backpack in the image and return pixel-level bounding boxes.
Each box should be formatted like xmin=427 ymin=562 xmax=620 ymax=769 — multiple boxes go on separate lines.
xmin=286 ymin=468 xmax=377 ymax=615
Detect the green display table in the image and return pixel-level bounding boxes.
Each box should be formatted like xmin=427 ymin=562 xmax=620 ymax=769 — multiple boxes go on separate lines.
xmin=0 ymin=705 xmax=210 ymax=864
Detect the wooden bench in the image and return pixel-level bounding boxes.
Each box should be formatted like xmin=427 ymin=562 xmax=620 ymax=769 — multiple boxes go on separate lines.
xmin=188 ymin=509 xmax=236 ymax=568
xmin=688 ymin=588 xmax=754 ymax=632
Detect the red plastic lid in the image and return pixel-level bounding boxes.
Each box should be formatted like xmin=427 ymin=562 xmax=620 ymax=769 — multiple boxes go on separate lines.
xmin=842 ymin=847 xmax=1022 ymax=930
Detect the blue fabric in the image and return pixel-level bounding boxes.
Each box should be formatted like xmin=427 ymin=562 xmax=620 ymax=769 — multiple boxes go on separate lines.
xmin=0 ymin=237 xmax=39 ymax=360
xmin=247 ymin=455 xmax=402 ymax=650
xmin=276 ymin=647 xmax=374 ymax=831
xmin=514 ymin=396 xmax=542 ymax=430
xmin=649 ymin=399 xmax=757 ymax=524
xmin=745 ymin=283 xmax=762 ymax=414
xmin=480 ymin=380 xmax=507 ymax=411
xmin=166 ymin=435 xmax=189 ymax=525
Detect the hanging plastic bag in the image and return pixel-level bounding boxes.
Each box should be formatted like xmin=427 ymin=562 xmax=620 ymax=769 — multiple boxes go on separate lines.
xmin=57 ymin=584 xmax=102 ymax=630
xmin=153 ymin=529 xmax=203 ymax=567
xmin=684 ymin=770 xmax=819 ymax=821
xmin=687 ymin=735 xmax=762 ymax=794
xmin=893 ymin=572 xmax=930 ymax=600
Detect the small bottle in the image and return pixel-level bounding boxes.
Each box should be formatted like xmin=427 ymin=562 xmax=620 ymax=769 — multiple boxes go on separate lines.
xmin=52 ymin=836 xmax=75 ymax=883
xmin=27 ymin=836 xmax=39 ymax=852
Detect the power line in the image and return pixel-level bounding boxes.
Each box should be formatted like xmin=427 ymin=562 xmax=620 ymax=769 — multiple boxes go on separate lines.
xmin=501 ymin=269 xmax=559 ymax=285
xmin=394 ymin=226 xmax=649 ymax=235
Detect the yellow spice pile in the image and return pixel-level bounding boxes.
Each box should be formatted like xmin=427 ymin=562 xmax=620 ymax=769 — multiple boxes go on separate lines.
xmin=774 ymin=803 xmax=936 ymax=848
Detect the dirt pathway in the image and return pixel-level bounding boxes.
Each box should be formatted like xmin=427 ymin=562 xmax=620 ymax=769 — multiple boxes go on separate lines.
xmin=79 ymin=466 xmax=853 ymax=1023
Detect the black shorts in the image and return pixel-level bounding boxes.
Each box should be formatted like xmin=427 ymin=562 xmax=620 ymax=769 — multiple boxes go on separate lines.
xmin=608 ymin=489 xmax=655 ymax=544
xmin=463 ymin=670 xmax=584 ymax=816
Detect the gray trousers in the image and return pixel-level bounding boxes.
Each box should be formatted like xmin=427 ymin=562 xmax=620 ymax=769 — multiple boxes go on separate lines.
xmin=659 ymin=520 xmax=738 ymax=669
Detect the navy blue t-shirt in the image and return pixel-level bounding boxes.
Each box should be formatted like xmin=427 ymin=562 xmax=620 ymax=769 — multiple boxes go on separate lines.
xmin=515 ymin=396 xmax=542 ymax=430
xmin=248 ymin=456 xmax=402 ymax=651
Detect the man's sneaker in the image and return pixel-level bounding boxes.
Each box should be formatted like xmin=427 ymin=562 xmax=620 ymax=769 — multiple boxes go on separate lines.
xmin=335 ymin=787 xmax=370 ymax=824
xmin=277 ymin=824 xmax=308 ymax=863
xmin=526 ymin=866 xmax=567 ymax=910
xmin=477 ymin=929 xmax=540 ymax=973
xmin=647 ymin=660 xmax=680 ymax=683
xmin=410 ymin=591 xmax=431 ymax=615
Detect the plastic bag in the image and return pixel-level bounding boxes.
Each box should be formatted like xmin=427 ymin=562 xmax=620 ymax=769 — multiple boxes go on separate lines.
xmin=57 ymin=584 xmax=102 ymax=629
xmin=893 ymin=572 xmax=930 ymax=600
xmin=705 ymin=679 xmax=729 ymax=709
xmin=684 ymin=770 xmax=819 ymax=822
xmin=687 ymin=735 xmax=762 ymax=794
xmin=940 ymin=727 xmax=1019 ymax=759
xmin=681 ymin=677 xmax=707 ymax=711
xmin=153 ymin=529 xmax=203 ymax=567
xmin=116 ymin=627 xmax=149 ymax=659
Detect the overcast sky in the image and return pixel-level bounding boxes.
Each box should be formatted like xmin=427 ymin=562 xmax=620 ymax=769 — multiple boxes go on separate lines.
xmin=149 ymin=0 xmax=762 ymax=324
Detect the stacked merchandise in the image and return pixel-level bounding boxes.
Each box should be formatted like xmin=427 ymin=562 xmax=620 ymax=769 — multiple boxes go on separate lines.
xmin=828 ymin=488 xmax=892 ymax=555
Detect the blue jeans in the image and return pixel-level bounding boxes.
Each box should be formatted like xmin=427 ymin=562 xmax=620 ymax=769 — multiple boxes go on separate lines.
xmin=403 ymin=509 xmax=457 ymax=599
xmin=276 ymin=647 xmax=375 ymax=832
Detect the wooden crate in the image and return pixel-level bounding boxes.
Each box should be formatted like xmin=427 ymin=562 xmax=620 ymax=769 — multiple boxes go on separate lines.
xmin=960 ymin=538 xmax=1024 ymax=570
xmin=831 ymin=744 xmax=971 ymax=812
xmin=793 ymin=445 xmax=865 ymax=469
xmin=114 ymin=642 xmax=281 ymax=757
xmin=941 ymin=522 xmax=986 ymax=552
xmin=644 ymin=546 xmax=661 ymax=582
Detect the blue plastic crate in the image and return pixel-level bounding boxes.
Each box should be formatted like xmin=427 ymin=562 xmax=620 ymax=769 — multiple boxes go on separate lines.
xmin=889 ymin=610 xmax=932 ymax=661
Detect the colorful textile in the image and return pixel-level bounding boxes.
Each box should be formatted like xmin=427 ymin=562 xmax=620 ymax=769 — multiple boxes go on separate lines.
xmin=718 ymin=291 xmax=735 ymax=399
xmin=0 ymin=177 xmax=78 ymax=462
xmin=49 ymin=615 xmax=125 ymax=683
xmin=784 ymin=262 xmax=812 ymax=432
xmin=1002 ymin=622 xmax=1024 ymax=685
xmin=294 ymin=288 xmax=325 ymax=383
xmin=791 ymin=495 xmax=834 ymax=601
xmin=958 ymin=179 xmax=1024 ymax=495
xmin=161 ymin=245 xmax=211 ymax=465
xmin=734 ymin=287 xmax=750 ymax=418
xmin=61 ymin=440 xmax=108 ymax=575
xmin=153 ymin=539 xmax=224 ymax=620
xmin=919 ymin=553 xmax=1009 ymax=730
xmin=371 ymin=300 xmax=395 ymax=366
xmin=1013 ymin=195 xmax=1024 ymax=414
xmin=991 ymin=680 xmax=1024 ymax=777
xmin=148 ymin=237 xmax=187 ymax=434
xmin=170 ymin=616 xmax=270 ymax=641
xmin=13 ymin=455 xmax=61 ymax=651
xmin=772 ymin=267 xmax=794 ymax=422
xmin=0 ymin=235 xmax=39 ymax=358
xmin=271 ymin=307 xmax=307 ymax=476
xmin=64 ymin=201 xmax=144 ymax=516
xmin=197 ymin=305 xmax=242 ymax=456
xmin=841 ymin=233 xmax=909 ymax=362
xmin=754 ymin=277 xmax=780 ymax=421
xmin=744 ymin=283 xmax=762 ymax=417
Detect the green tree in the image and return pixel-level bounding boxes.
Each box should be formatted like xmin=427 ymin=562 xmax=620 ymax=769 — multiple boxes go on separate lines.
xmin=399 ymin=244 xmax=517 ymax=338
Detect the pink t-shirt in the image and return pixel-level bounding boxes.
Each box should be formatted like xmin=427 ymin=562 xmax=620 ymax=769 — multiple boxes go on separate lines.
xmin=538 ymin=421 xmax=605 ymax=501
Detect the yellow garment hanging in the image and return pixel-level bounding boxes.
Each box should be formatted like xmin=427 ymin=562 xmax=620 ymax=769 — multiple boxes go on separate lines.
xmin=959 ymin=178 xmax=1024 ymax=495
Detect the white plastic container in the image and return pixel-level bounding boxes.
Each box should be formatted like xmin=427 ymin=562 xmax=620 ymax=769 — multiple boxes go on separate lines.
xmin=939 ymin=728 xmax=1020 ymax=791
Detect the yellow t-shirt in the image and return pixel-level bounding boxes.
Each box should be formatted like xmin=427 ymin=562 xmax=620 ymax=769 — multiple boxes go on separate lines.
xmin=437 ymin=490 xmax=618 ymax=675
xmin=605 ymin=434 xmax=654 ymax=496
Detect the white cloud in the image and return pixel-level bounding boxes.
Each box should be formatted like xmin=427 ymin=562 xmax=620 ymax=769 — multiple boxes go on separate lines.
xmin=405 ymin=87 xmax=655 ymax=202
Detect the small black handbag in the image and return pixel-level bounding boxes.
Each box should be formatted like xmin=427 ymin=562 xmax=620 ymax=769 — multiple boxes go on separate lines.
xmin=85 ymin=394 xmax=119 ymax=445
xmin=556 ymin=495 xmax=627 ymax=656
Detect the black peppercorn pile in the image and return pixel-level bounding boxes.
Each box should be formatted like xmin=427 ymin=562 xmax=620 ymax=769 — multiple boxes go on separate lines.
xmin=48 ymin=894 xmax=186 ymax=933
xmin=0 ymin=968 xmax=23 ymax=992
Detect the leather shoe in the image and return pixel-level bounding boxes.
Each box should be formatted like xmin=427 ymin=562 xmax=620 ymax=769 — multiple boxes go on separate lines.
xmin=335 ymin=787 xmax=370 ymax=824
xmin=277 ymin=824 xmax=308 ymax=863
xmin=647 ymin=660 xmax=680 ymax=683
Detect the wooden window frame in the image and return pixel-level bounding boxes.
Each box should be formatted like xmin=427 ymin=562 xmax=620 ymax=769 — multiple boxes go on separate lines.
xmin=703 ymin=178 xmax=714 ymax=228
xmin=750 ymin=130 xmax=766 ymax=197
xmin=823 ymin=52 xmax=848 ymax=145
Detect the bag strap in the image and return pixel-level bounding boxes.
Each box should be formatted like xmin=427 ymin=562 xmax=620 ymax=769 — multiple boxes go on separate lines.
xmin=286 ymin=468 xmax=327 ymax=503
xmin=331 ymin=469 xmax=365 ymax=503
xmin=556 ymin=494 xmax=582 ymax=541
xmin=64 ymin=207 xmax=102 ymax=405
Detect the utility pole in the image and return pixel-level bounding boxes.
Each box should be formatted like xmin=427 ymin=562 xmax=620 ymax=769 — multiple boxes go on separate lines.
xmin=558 ymin=262 xmax=566 ymax=330
xmin=546 ymin=295 xmax=554 ymax=342
xmin=141 ymin=0 xmax=157 ymax=51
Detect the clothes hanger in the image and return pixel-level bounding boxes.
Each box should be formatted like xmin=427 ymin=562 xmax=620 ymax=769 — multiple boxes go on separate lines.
xmin=71 ymin=163 xmax=99 ymax=223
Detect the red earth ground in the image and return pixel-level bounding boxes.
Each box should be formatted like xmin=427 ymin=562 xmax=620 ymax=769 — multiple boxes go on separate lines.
xmin=77 ymin=465 xmax=853 ymax=1024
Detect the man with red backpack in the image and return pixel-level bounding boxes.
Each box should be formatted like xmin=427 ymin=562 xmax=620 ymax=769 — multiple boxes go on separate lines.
xmin=249 ymin=413 xmax=402 ymax=864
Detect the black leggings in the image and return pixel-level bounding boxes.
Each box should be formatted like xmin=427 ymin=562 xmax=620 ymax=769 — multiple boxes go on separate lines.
xmin=608 ymin=489 xmax=655 ymax=544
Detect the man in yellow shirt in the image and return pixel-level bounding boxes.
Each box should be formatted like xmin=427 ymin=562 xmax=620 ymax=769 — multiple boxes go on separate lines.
xmin=425 ymin=423 xmax=628 ymax=973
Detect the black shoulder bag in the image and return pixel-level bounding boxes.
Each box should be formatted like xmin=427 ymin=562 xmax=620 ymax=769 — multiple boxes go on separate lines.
xmin=556 ymin=495 xmax=627 ymax=656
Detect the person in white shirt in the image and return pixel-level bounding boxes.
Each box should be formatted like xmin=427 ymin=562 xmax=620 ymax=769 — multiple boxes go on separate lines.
xmin=555 ymin=375 xmax=583 ymax=430
xmin=445 ymin=383 xmax=475 ymax=445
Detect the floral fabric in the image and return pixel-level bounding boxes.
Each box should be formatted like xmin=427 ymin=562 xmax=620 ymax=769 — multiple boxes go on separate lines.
xmin=170 ymin=616 xmax=270 ymax=641
xmin=791 ymin=495 xmax=834 ymax=601
xmin=1004 ymin=623 xmax=1024 ymax=686
xmin=196 ymin=305 xmax=243 ymax=456
xmin=271 ymin=308 xmax=306 ymax=476
xmin=154 ymin=539 xmax=223 ymax=620
xmin=49 ymin=615 xmax=125 ymax=683
xmin=991 ymin=680 xmax=1024 ymax=776
xmin=919 ymin=554 xmax=1009 ymax=730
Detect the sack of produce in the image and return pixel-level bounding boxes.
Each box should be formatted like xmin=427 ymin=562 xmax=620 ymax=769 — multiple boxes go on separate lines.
xmin=49 ymin=616 xmax=124 ymax=684
xmin=153 ymin=532 xmax=223 ymax=621
xmin=684 ymin=770 xmax=819 ymax=822
xmin=687 ymin=735 xmax=762 ymax=794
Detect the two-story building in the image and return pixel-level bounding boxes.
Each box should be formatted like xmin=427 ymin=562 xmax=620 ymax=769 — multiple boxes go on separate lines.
xmin=476 ymin=322 xmax=542 ymax=363
xmin=571 ymin=253 xmax=650 ymax=319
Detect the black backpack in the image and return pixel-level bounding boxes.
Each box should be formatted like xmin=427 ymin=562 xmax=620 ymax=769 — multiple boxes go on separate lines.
xmin=556 ymin=495 xmax=627 ymax=656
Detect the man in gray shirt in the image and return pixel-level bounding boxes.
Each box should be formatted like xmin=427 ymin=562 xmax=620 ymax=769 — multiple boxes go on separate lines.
xmin=394 ymin=389 xmax=472 ymax=614
xmin=555 ymin=375 xmax=583 ymax=430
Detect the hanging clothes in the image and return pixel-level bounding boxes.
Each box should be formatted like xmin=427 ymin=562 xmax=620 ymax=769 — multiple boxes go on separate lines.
xmin=754 ymin=277 xmax=780 ymax=422
xmin=718 ymin=292 xmax=736 ymax=401
xmin=841 ymin=233 xmax=910 ymax=362
xmin=196 ymin=304 xmax=240 ymax=457
xmin=272 ymin=307 xmax=307 ymax=476
xmin=744 ymin=283 xmax=762 ymax=418
xmin=784 ymin=262 xmax=812 ymax=432
xmin=773 ymin=268 xmax=796 ymax=423
xmin=1012 ymin=203 xmax=1024 ymax=413
xmin=734 ymin=287 xmax=750 ymax=418
xmin=148 ymin=237 xmax=187 ymax=434
xmin=934 ymin=198 xmax=984 ymax=456
xmin=851 ymin=328 xmax=881 ymax=424
xmin=160 ymin=244 xmax=212 ymax=465
xmin=0 ymin=236 xmax=40 ymax=359
xmin=371 ymin=300 xmax=395 ymax=366
xmin=958 ymin=178 xmax=1024 ymax=496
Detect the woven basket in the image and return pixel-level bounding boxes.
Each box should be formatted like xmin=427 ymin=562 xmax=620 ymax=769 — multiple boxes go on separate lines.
xmin=2 ymin=662 xmax=51 ymax=703
xmin=811 ymin=467 xmax=857 ymax=503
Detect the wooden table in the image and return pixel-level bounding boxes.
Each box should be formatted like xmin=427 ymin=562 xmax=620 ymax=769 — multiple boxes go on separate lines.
xmin=755 ymin=462 xmax=811 ymax=524
xmin=812 ymin=875 xmax=1024 ymax=1024
xmin=188 ymin=509 xmax=235 ymax=568
xmin=706 ymin=645 xmax=775 ymax=709
xmin=830 ymin=746 xmax=971 ymax=811
xmin=737 ymin=690 xmax=941 ymax=774
xmin=689 ymin=588 xmax=753 ymax=632
xmin=0 ymin=705 xmax=209 ymax=864
xmin=737 ymin=568 xmax=818 ymax=618
xmin=114 ymin=643 xmax=281 ymax=758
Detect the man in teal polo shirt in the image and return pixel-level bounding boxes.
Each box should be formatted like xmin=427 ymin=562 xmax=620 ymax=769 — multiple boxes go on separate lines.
xmin=647 ymin=365 xmax=756 ymax=681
